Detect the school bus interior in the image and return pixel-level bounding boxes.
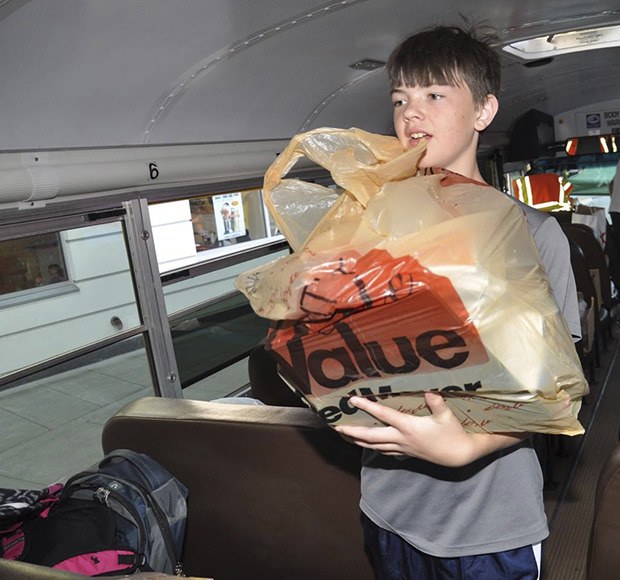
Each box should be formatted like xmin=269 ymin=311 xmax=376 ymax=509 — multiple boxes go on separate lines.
xmin=0 ymin=1 xmax=619 ymax=579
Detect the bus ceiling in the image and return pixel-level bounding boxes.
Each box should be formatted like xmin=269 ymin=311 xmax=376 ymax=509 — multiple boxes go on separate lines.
xmin=0 ymin=1 xmax=618 ymax=156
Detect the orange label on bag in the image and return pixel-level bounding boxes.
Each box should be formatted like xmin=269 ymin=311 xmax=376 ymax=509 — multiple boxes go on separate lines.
xmin=267 ymin=249 xmax=489 ymax=397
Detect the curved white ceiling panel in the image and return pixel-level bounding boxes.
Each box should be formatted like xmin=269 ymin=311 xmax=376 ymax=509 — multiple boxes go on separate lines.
xmin=0 ymin=0 xmax=618 ymax=151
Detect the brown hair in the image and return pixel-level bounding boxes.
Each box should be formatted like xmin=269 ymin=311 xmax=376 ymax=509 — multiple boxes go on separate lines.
xmin=387 ymin=26 xmax=500 ymax=107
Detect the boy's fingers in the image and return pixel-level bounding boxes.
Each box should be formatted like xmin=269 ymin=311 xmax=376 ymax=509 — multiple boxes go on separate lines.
xmin=423 ymin=391 xmax=449 ymax=415
xmin=335 ymin=424 xmax=401 ymax=446
xmin=345 ymin=396 xmax=408 ymax=427
xmin=349 ymin=392 xmax=448 ymax=422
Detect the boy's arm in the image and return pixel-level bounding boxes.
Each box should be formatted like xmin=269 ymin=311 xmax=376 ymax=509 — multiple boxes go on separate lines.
xmin=335 ymin=392 xmax=528 ymax=467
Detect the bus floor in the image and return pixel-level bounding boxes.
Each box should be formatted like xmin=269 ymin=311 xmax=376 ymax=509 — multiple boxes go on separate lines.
xmin=542 ymin=324 xmax=620 ymax=579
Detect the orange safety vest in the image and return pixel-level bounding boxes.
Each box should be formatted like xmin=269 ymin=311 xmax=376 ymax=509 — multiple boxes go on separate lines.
xmin=512 ymin=173 xmax=573 ymax=211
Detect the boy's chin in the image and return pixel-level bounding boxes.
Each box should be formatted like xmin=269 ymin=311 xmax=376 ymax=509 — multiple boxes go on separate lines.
xmin=416 ymin=160 xmax=435 ymax=170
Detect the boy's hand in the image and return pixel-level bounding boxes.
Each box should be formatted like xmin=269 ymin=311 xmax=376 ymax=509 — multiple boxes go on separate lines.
xmin=334 ymin=392 xmax=526 ymax=467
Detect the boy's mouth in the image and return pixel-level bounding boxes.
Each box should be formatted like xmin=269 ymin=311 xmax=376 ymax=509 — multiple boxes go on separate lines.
xmin=407 ymin=131 xmax=430 ymax=146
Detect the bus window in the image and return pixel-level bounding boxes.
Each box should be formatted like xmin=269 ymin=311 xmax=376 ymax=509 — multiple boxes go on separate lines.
xmin=0 ymin=222 xmax=141 ymax=380
xmin=169 ymin=291 xmax=270 ymax=399
xmin=149 ymin=188 xmax=283 ymax=274
xmin=0 ymin=232 xmax=68 ymax=296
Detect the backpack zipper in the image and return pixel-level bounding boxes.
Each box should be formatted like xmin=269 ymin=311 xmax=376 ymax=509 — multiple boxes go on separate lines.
xmin=94 ymin=487 xmax=109 ymax=505
xmin=103 ymin=455 xmax=183 ymax=575
xmin=96 ymin=475 xmax=181 ymax=575
xmin=124 ymin=478 xmax=182 ymax=575
xmin=92 ymin=484 xmax=147 ymax=559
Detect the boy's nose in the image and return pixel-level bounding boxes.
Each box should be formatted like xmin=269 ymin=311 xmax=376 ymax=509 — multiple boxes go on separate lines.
xmin=403 ymin=102 xmax=423 ymax=121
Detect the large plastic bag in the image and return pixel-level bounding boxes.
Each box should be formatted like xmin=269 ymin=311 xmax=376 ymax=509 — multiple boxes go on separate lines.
xmin=236 ymin=128 xmax=588 ymax=435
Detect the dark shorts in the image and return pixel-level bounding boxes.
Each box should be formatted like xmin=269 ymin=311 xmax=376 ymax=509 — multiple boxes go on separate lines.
xmin=363 ymin=515 xmax=539 ymax=580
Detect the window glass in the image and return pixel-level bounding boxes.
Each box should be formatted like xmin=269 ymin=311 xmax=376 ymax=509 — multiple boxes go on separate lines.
xmin=161 ymin=248 xmax=288 ymax=397
xmin=162 ymin=249 xmax=288 ymax=317
xmin=0 ymin=222 xmax=141 ymax=379
xmin=0 ymin=336 xmax=152 ymax=488
xmin=150 ymin=188 xmax=283 ymax=273
xmin=170 ymin=291 xmax=270 ymax=391
xmin=504 ymin=156 xmax=619 ymax=199
xmin=568 ymin=163 xmax=617 ymax=195
xmin=527 ymin=155 xmax=618 ymax=195
xmin=0 ymin=232 xmax=67 ymax=295
xmin=191 ymin=191 xmax=257 ymax=249
xmin=182 ymin=358 xmax=251 ymax=401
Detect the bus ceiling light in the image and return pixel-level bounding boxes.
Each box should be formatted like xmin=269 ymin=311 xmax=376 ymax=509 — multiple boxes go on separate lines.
xmin=502 ymin=24 xmax=620 ymax=60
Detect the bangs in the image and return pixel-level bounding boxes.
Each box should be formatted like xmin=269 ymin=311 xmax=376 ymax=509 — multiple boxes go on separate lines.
xmin=390 ymin=62 xmax=463 ymax=90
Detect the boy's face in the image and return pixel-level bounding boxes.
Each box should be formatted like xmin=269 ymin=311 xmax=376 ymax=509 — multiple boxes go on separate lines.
xmin=391 ymin=81 xmax=497 ymax=180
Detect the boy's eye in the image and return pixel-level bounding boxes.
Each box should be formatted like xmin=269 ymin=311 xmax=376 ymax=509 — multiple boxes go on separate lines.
xmin=392 ymin=99 xmax=405 ymax=108
xmin=429 ymin=93 xmax=443 ymax=100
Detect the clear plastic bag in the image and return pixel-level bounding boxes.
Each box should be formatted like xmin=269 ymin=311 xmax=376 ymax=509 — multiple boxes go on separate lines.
xmin=237 ymin=128 xmax=588 ymax=435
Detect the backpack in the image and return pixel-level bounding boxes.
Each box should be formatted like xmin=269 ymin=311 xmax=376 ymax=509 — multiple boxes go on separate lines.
xmin=0 ymin=482 xmax=64 ymax=561
xmin=1 ymin=449 xmax=188 ymax=576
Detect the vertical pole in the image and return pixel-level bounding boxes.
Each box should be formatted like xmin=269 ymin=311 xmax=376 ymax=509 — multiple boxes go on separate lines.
xmin=124 ymin=198 xmax=182 ymax=398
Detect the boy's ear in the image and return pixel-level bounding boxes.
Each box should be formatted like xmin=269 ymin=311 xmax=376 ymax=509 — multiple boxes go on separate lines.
xmin=474 ymin=95 xmax=499 ymax=131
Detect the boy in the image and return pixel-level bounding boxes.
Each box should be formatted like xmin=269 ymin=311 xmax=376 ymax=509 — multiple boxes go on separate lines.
xmin=335 ymin=26 xmax=580 ymax=579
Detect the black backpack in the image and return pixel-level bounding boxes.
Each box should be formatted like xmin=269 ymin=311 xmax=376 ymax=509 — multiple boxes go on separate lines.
xmin=1 ymin=449 xmax=188 ymax=576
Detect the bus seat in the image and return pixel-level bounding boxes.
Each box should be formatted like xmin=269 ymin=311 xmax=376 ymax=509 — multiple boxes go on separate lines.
xmin=550 ymin=210 xmax=573 ymax=225
xmin=587 ymin=440 xmax=620 ymax=580
xmin=566 ymin=222 xmax=613 ymax=308
xmin=562 ymin=223 xmax=613 ymax=349
xmin=248 ymin=344 xmax=307 ymax=408
xmin=567 ymin=237 xmax=597 ymax=380
xmin=102 ymin=396 xmax=372 ymax=580
xmin=604 ymin=222 xmax=620 ymax=303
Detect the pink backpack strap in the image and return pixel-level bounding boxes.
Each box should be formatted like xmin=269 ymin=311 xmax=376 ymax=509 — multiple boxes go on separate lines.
xmin=53 ymin=549 xmax=143 ymax=575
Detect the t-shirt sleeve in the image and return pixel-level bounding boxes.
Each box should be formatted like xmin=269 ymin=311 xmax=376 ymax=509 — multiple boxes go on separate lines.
xmin=533 ymin=216 xmax=581 ymax=340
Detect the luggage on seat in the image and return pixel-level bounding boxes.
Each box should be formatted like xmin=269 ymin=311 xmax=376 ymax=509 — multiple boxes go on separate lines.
xmin=1 ymin=449 xmax=188 ymax=576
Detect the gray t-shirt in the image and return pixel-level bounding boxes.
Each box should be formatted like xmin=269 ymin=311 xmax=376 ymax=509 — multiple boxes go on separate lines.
xmin=359 ymin=198 xmax=580 ymax=557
